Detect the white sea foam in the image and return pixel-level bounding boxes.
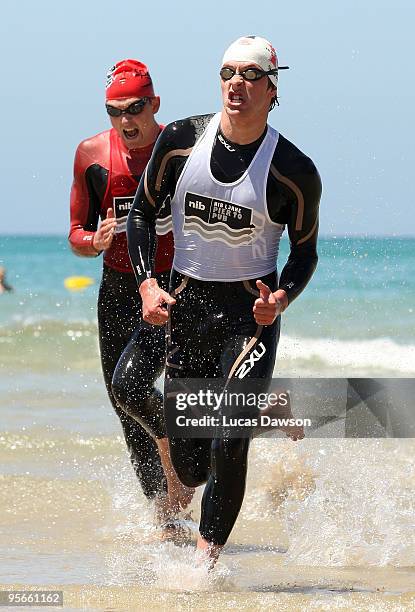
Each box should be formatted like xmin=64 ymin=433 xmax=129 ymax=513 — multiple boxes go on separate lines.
xmin=277 ymin=335 xmax=415 ymax=375
xmin=280 ymin=439 xmax=415 ymax=566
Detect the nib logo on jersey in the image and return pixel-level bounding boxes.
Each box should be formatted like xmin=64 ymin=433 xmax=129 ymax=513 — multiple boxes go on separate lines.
xmin=113 ymin=196 xmax=135 ymax=234
xmin=184 ymin=191 xmax=263 ymax=246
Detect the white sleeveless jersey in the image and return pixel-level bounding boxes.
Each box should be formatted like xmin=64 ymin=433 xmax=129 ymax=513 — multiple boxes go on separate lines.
xmin=170 ymin=113 xmax=285 ymax=281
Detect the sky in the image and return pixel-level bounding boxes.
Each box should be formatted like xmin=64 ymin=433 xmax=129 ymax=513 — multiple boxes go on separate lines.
xmin=1 ymin=0 xmax=413 ymax=236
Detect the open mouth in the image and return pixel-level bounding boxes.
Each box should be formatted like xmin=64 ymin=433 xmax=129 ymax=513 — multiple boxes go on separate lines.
xmin=123 ymin=128 xmax=139 ymax=140
xmin=229 ymin=93 xmax=244 ymax=105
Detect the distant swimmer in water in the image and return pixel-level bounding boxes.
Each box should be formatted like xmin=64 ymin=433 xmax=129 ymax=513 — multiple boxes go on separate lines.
xmin=68 ymin=59 xmax=192 ymax=536
xmin=127 ymin=35 xmax=321 ymax=566
xmin=0 ymin=267 xmax=13 ymax=293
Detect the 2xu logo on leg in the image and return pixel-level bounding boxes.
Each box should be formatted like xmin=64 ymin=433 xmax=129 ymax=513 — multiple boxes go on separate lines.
xmin=235 ymin=342 xmax=266 ymax=379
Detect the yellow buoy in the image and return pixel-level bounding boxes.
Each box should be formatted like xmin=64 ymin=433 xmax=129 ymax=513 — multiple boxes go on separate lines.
xmin=64 ymin=276 xmax=95 ymax=291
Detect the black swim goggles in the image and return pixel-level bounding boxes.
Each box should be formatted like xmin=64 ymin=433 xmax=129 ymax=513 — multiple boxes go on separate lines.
xmin=105 ymin=97 xmax=150 ymax=117
xmin=220 ymin=66 xmax=289 ymax=82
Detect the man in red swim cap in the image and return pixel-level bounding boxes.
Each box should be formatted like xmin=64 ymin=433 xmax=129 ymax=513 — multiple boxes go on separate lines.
xmin=104 ymin=59 xmax=159 ymax=149
xmin=69 ymin=59 xmax=192 ymax=534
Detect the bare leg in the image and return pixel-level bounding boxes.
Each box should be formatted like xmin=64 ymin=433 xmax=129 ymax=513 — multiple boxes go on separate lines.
xmin=153 ymin=492 xmax=171 ymax=525
xmin=156 ymin=438 xmax=195 ymax=514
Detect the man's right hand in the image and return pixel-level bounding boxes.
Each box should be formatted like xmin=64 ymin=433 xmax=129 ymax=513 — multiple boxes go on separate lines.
xmin=93 ymin=208 xmax=117 ymax=252
xmin=139 ymin=278 xmax=176 ymax=325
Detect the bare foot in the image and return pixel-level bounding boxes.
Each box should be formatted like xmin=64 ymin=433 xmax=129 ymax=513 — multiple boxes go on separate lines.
xmin=278 ymin=421 xmax=305 ymax=441
xmin=145 ymin=522 xmax=193 ymax=545
xmin=257 ymin=390 xmax=305 ymax=441
xmin=150 ymin=497 xmax=194 ymax=545
xmin=275 ymin=403 xmax=305 ymax=441
xmin=196 ymin=534 xmax=223 ymax=570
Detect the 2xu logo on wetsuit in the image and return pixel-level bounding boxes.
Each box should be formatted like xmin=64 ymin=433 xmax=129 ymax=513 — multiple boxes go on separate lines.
xmin=235 ymin=343 xmax=266 ymax=379
xmin=184 ymin=191 xmax=257 ymax=245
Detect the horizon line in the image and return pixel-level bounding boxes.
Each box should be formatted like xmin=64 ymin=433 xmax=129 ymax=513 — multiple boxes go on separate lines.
xmin=1 ymin=233 xmax=415 ymax=240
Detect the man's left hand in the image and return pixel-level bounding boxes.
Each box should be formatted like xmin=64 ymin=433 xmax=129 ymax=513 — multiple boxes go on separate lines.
xmin=253 ymin=281 xmax=288 ymax=325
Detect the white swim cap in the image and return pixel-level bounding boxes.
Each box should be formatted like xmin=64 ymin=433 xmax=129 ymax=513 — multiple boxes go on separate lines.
xmin=222 ymin=35 xmax=288 ymax=87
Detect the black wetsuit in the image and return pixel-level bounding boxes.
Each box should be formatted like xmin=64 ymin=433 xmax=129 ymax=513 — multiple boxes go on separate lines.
xmin=98 ymin=267 xmax=168 ymax=495
xmin=111 ymin=272 xmax=168 ymax=440
xmin=126 ymin=114 xmax=322 ymax=543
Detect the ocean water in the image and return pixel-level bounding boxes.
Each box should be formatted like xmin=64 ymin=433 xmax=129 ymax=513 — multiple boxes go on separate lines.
xmin=1 ymin=235 xmax=414 ymax=611
xmin=0 ymin=235 xmax=414 ymax=381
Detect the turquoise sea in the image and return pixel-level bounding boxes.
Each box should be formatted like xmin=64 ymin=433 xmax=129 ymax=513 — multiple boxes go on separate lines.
xmin=0 ymin=235 xmax=413 ymax=379
xmin=1 ymin=235 xmax=414 ymax=610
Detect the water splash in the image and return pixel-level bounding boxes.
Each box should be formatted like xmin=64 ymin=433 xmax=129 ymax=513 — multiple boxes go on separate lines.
xmin=279 ymin=439 xmax=415 ymax=566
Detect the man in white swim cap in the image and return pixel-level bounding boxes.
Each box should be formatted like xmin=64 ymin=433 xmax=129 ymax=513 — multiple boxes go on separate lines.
xmin=127 ymin=34 xmax=321 ymax=567
xmin=221 ymin=35 xmax=289 ymax=112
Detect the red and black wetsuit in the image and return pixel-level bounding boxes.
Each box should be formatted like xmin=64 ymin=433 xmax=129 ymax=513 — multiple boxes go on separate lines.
xmin=69 ymin=127 xmax=173 ymax=499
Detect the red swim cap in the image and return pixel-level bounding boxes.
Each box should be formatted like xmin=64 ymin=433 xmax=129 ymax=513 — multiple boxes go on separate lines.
xmin=105 ymin=59 xmax=155 ymax=100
